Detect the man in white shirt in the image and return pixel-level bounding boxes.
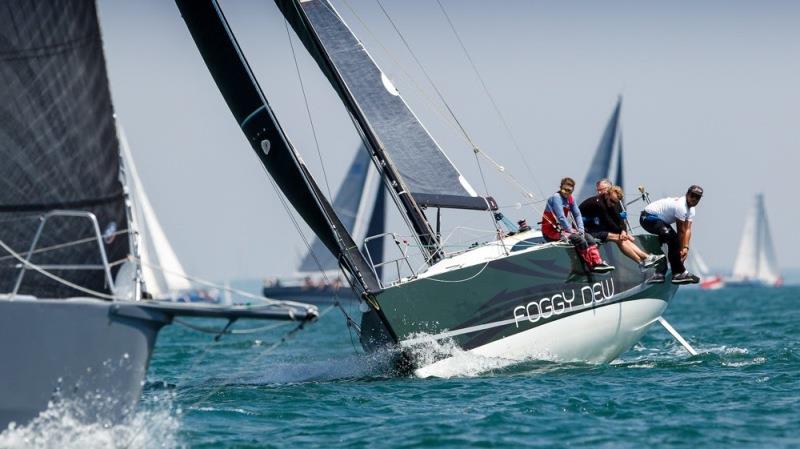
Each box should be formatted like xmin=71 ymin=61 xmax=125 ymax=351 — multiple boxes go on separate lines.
xmin=639 ymin=185 xmax=704 ymax=284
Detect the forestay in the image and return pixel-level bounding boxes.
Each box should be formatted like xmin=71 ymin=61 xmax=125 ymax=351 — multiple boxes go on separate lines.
xmin=0 ymin=0 xmax=131 ymax=298
xmin=278 ymin=0 xmax=487 ymax=211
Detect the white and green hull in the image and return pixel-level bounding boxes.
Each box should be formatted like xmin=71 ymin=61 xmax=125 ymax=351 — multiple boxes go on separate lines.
xmin=362 ymin=232 xmax=677 ymax=374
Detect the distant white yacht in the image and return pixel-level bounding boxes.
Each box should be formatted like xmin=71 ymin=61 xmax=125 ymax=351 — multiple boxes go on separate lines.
xmin=727 ymin=194 xmax=782 ymax=287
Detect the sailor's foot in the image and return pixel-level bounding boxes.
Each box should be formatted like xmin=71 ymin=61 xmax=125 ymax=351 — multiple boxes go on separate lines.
xmin=647 ymin=273 xmax=666 ymax=284
xmin=640 ymin=254 xmax=665 ymax=268
xmin=590 ymin=262 xmax=615 ymax=274
xmin=671 ymin=271 xmax=701 ymax=284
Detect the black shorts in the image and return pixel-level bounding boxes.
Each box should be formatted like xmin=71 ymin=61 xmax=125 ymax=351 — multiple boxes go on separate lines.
xmin=589 ymin=231 xmax=609 ymax=242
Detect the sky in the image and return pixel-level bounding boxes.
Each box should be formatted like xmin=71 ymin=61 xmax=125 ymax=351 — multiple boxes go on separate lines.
xmin=97 ymin=0 xmax=800 ymax=281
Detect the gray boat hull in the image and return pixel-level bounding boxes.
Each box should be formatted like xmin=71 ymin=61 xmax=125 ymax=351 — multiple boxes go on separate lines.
xmin=0 ymin=298 xmax=170 ymax=430
xmin=362 ymin=234 xmax=679 ymax=366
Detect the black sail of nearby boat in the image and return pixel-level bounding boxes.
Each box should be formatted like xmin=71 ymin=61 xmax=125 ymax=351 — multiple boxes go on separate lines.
xmin=578 ymin=97 xmax=623 ymax=201
xmin=0 ymin=0 xmax=130 ymax=297
xmin=174 ymin=0 xmax=380 ymax=295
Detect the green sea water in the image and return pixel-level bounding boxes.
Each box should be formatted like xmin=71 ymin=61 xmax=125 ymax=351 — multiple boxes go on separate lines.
xmin=3 ymin=286 xmax=799 ymax=448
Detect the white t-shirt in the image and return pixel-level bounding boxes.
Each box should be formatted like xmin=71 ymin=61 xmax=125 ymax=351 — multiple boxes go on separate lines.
xmin=644 ymin=196 xmax=695 ymax=225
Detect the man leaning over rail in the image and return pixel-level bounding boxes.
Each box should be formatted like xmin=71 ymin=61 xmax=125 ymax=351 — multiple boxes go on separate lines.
xmin=639 ymin=185 xmax=704 ymax=284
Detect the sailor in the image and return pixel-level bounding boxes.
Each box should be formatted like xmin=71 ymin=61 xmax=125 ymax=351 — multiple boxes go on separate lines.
xmin=542 ymin=177 xmax=614 ymax=273
xmin=579 ymin=185 xmax=661 ymax=268
xmin=639 ymin=185 xmax=704 ymax=284
xmin=595 ymin=178 xmax=612 ymax=196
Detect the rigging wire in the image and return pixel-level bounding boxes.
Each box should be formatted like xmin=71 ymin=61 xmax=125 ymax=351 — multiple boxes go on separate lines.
xmin=369 ymin=0 xmax=540 ymax=208
xmin=374 ymin=0 xmax=479 ymax=152
xmin=283 ymin=15 xmax=334 ymax=201
xmin=434 ymin=0 xmax=546 ymax=200
xmin=0 ymin=228 xmax=129 ymax=263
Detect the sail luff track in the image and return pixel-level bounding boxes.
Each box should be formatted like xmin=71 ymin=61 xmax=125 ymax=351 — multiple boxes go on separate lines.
xmin=174 ymin=0 xmax=380 ymax=294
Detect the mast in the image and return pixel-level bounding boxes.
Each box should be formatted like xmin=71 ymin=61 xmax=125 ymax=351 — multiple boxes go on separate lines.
xmin=174 ymin=0 xmax=380 ymax=294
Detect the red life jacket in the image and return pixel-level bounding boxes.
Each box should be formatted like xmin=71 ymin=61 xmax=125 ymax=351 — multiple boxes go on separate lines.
xmin=541 ymin=194 xmax=574 ymax=241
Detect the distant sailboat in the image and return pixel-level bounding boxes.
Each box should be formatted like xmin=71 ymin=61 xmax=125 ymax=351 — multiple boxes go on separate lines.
xmin=578 ymin=97 xmax=624 ymax=202
xmin=118 ymin=126 xmax=192 ymax=298
xmin=262 ymin=146 xmax=386 ymax=304
xmin=686 ymin=252 xmax=724 ymax=290
xmin=727 ymin=194 xmax=782 ymax=287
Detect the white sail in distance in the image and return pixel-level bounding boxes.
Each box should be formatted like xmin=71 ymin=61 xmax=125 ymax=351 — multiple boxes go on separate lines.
xmin=731 ymin=194 xmax=781 ymax=286
xmin=119 ymin=126 xmax=192 ymax=296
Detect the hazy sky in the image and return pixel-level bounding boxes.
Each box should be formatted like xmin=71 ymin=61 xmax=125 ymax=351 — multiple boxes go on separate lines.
xmin=97 ymin=0 xmax=799 ymax=281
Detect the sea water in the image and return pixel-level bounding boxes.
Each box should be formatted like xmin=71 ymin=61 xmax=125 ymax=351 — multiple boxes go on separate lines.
xmin=2 ymin=286 xmax=798 ymax=448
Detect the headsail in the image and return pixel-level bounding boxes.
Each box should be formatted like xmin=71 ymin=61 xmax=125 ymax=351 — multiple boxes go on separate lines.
xmin=732 ymin=194 xmax=781 ymax=285
xmin=0 ymin=0 xmax=131 ymax=297
xmin=276 ymin=0 xmax=486 ymax=211
xmin=578 ymin=97 xmax=622 ymax=201
xmin=297 ymin=145 xmax=377 ymax=274
xmin=175 ymin=0 xmax=380 ymax=294
xmin=119 ymin=127 xmax=191 ymax=296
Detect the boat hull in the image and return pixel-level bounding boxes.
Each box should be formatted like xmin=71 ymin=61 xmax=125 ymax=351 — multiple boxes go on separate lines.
xmin=0 ymin=298 xmax=170 ymax=430
xmin=263 ymin=284 xmax=358 ymax=305
xmin=363 ymin=235 xmax=678 ymax=369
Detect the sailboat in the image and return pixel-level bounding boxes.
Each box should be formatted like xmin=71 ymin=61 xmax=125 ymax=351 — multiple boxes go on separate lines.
xmin=686 ymin=252 xmax=724 ymax=290
xmin=176 ymin=0 xmax=687 ymax=374
xmin=578 ymin=97 xmax=624 ymax=202
xmin=262 ymin=145 xmax=386 ymax=305
xmin=727 ymin=194 xmax=782 ymax=287
xmin=0 ymin=1 xmax=317 ymax=428
xmin=118 ymin=126 xmax=193 ymax=299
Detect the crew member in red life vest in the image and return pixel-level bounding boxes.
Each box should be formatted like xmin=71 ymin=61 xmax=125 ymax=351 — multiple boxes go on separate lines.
xmin=541 ymin=177 xmax=614 ymax=273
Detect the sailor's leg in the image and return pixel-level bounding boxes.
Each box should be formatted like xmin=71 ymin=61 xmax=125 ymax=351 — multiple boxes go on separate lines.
xmin=617 ymin=238 xmax=645 ymax=263
xmin=640 ymin=216 xmax=682 ymax=273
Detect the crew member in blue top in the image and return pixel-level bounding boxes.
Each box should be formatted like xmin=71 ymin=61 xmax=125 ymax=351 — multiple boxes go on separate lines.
xmin=541 ymin=177 xmax=614 ymax=273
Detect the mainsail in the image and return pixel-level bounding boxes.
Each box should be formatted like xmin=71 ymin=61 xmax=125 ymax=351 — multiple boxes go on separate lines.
xmin=119 ymin=127 xmax=191 ymax=296
xmin=276 ymin=0 xmax=485 ymax=211
xmin=297 ymin=145 xmax=379 ymax=274
xmin=578 ymin=97 xmax=623 ymax=201
xmin=0 ymin=0 xmax=131 ymax=297
xmin=175 ymin=0 xmax=380 ymax=294
xmin=731 ymin=194 xmax=781 ymax=285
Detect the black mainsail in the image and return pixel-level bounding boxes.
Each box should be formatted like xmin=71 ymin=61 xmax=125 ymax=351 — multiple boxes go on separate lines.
xmin=174 ymin=0 xmax=380 ymax=294
xmin=276 ymin=0 xmax=493 ymax=260
xmin=0 ymin=0 xmax=130 ymax=298
xmin=578 ymin=97 xmax=623 ymax=201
